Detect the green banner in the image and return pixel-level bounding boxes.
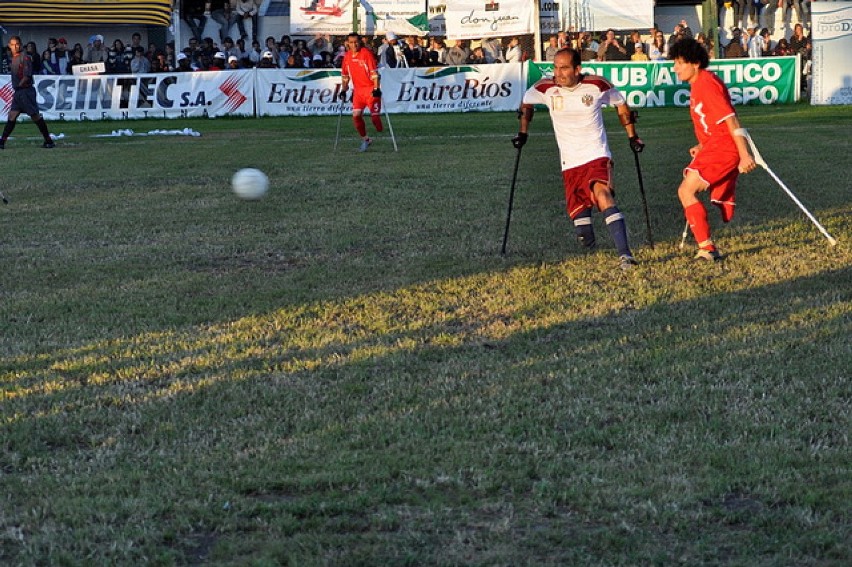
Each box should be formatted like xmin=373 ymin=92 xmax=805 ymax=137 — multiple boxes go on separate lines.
xmin=527 ymin=57 xmax=800 ymax=107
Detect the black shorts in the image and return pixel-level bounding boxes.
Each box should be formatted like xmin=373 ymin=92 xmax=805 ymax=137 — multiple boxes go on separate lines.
xmin=11 ymin=87 xmax=40 ymax=116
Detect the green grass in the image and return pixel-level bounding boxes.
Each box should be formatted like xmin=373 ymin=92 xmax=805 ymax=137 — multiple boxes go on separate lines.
xmin=1 ymin=104 xmax=850 ymax=565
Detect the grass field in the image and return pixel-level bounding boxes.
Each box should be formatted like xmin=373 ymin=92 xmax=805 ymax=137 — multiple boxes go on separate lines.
xmin=1 ymin=104 xmax=850 ymax=565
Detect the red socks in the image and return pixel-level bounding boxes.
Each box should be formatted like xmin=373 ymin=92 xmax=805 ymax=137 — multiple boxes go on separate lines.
xmin=353 ymin=115 xmax=367 ymax=137
xmin=684 ymin=202 xmax=716 ymax=251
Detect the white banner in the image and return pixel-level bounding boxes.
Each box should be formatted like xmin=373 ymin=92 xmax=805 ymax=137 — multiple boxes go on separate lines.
xmin=13 ymin=70 xmax=255 ymax=121
xmin=255 ymin=64 xmax=525 ymax=116
xmin=810 ymin=1 xmax=852 ymax=105
xmin=290 ymin=0 xmax=356 ymax=36
xmin=444 ymin=0 xmax=536 ymax=40
xmin=360 ymin=0 xmax=427 ymax=36
xmin=560 ymin=0 xmax=654 ymax=32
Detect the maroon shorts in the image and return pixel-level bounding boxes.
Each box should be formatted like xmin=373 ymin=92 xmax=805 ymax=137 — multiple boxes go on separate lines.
xmin=561 ymin=157 xmax=613 ymax=219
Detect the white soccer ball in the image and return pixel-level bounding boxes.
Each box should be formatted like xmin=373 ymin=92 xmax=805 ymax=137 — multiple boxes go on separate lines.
xmin=231 ymin=168 xmax=269 ymax=200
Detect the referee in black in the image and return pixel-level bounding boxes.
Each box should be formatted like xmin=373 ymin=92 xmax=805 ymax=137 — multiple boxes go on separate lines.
xmin=1 ymin=36 xmax=55 ymax=149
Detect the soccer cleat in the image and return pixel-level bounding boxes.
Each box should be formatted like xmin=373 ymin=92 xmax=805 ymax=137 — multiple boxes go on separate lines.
xmin=358 ymin=138 xmax=372 ymax=152
xmin=694 ymin=248 xmax=722 ymax=262
xmin=619 ymin=254 xmax=639 ymax=270
xmin=42 ymin=141 xmax=55 ymax=149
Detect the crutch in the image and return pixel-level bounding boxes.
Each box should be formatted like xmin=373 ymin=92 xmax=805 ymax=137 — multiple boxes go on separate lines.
xmin=382 ymin=95 xmax=398 ymax=152
xmin=333 ymin=92 xmax=345 ymax=151
xmin=743 ymin=131 xmax=837 ymax=246
xmin=632 ymin=150 xmax=654 ymax=248
xmin=500 ymin=145 xmax=524 ymax=256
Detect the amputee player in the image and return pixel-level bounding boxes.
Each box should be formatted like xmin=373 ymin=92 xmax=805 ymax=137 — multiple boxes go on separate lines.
xmin=1 ymin=36 xmax=55 ymax=149
xmin=513 ymin=48 xmax=645 ymax=269
xmin=339 ymin=32 xmax=384 ymax=152
xmin=670 ymin=37 xmax=757 ymax=261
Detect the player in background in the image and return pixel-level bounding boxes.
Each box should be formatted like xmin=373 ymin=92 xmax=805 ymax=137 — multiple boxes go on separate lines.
xmin=339 ymin=32 xmax=383 ymax=152
xmin=1 ymin=36 xmax=55 ymax=149
xmin=670 ymin=37 xmax=756 ymax=261
xmin=513 ymin=47 xmax=644 ymax=269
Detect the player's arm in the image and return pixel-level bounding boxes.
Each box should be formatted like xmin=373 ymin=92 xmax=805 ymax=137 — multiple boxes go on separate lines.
xmin=512 ymin=103 xmax=534 ymax=148
xmin=726 ymin=116 xmax=757 ymax=174
xmin=616 ymin=103 xmax=644 ymax=153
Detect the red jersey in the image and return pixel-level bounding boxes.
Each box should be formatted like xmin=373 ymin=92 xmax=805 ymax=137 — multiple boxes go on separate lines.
xmin=341 ymin=47 xmax=378 ymax=91
xmin=689 ymin=68 xmax=736 ymax=153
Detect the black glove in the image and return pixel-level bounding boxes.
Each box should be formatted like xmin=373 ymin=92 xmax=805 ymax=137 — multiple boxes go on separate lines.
xmin=339 ymin=87 xmax=347 ymax=100
xmin=629 ymin=135 xmax=645 ymax=154
xmin=372 ymin=88 xmax=382 ymax=98
xmin=512 ymin=132 xmax=528 ymax=149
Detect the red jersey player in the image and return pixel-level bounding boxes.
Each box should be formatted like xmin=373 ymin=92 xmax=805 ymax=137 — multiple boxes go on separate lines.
xmin=514 ymin=48 xmax=645 ymax=269
xmin=339 ymin=33 xmax=383 ymax=152
xmin=670 ymin=37 xmax=756 ymax=261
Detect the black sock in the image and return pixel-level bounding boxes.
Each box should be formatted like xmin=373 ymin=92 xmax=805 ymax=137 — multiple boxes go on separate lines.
xmin=1 ymin=120 xmax=15 ymax=141
xmin=35 ymin=118 xmax=52 ymax=143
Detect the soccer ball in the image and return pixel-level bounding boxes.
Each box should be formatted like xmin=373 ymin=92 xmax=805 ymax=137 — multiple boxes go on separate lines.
xmin=231 ymin=168 xmax=269 ymax=200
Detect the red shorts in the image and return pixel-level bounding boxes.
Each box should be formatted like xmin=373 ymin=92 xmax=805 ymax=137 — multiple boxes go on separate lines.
xmin=352 ymin=89 xmax=381 ymax=115
xmin=561 ymin=157 xmax=613 ymax=219
xmin=685 ymin=148 xmax=740 ymax=222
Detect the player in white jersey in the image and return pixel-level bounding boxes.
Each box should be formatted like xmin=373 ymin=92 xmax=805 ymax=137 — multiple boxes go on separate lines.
xmin=512 ymin=48 xmax=645 ymax=269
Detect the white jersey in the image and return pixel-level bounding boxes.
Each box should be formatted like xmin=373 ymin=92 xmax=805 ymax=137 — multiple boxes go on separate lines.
xmin=522 ymin=74 xmax=625 ymax=170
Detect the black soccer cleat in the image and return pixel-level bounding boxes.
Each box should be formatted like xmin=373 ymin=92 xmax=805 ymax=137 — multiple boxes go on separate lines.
xmin=43 ymin=141 xmax=55 ymax=149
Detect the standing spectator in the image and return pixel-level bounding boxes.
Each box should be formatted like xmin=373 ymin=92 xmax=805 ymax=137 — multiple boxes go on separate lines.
xmin=85 ymin=35 xmax=108 ymax=63
xmin=597 ymin=29 xmax=628 ymax=61
xmin=544 ymin=35 xmax=559 ymax=61
xmin=504 ymin=36 xmax=522 ymax=63
xmin=403 ymin=35 xmax=426 ymax=67
xmin=42 ymin=38 xmax=68 ymax=75
xmin=669 ymin=37 xmax=757 ymax=262
xmin=468 ymin=46 xmax=487 ymax=64
xmin=481 ymin=36 xmax=503 ymax=62
xmin=0 ymin=36 xmax=55 ymax=149
xmin=209 ymin=51 xmax=227 ymax=70
xmin=227 ymin=54 xmax=240 ymax=69
xmin=696 ymin=32 xmax=714 ymax=59
xmin=631 ymin=42 xmax=649 ymax=61
xmin=759 ymin=28 xmax=775 ymax=55
xmin=339 ymin=33 xmax=384 ymax=153
xmin=264 ymin=36 xmax=280 ymax=66
xmin=247 ymin=39 xmax=262 ymax=66
xmin=222 ymin=37 xmax=239 ymax=59
xmin=377 ymin=31 xmax=405 ymax=69
xmin=577 ymin=32 xmax=598 ymax=61
xmin=182 ymin=0 xmax=207 ymax=43
xmin=67 ymin=44 xmax=86 ymax=72
xmin=773 ymin=37 xmax=793 ymax=56
xmin=649 ymin=30 xmax=667 ymax=60
xmin=788 ymin=23 xmax=810 ymax=94
xmin=746 ymin=25 xmax=762 ymax=58
xmin=428 ymin=37 xmax=447 ymax=65
xmin=130 ymin=46 xmax=151 ymax=73
xmin=512 ymin=47 xmax=644 ymax=270
xmin=106 ymin=39 xmax=132 ymax=73
xmin=724 ymin=28 xmax=747 ymax=57
xmin=175 ymin=52 xmax=193 ymax=72
xmin=307 ymin=33 xmax=330 ymax=58
xmin=445 ymin=39 xmax=470 ymax=66
xmin=25 ymin=42 xmax=42 ymax=74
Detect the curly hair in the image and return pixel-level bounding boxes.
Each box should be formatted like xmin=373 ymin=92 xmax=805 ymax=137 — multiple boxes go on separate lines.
xmin=668 ymin=37 xmax=709 ymax=69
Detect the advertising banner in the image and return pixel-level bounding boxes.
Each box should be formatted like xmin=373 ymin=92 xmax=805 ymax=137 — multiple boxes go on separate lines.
xmin=556 ymin=0 xmax=654 ymax=33
xmin=428 ymin=2 xmax=448 ymax=36
xmin=527 ymin=58 xmax=800 ymax=107
xmin=255 ymin=64 xmax=525 ymax=116
xmin=444 ymin=0 xmax=536 ymax=40
xmin=8 ymin=70 xmax=255 ymax=122
xmin=290 ymin=0 xmax=356 ymax=36
xmin=359 ymin=0 xmax=428 ymax=36
xmin=0 ymin=0 xmax=172 ymax=26
xmin=810 ymin=1 xmax=852 ymax=105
